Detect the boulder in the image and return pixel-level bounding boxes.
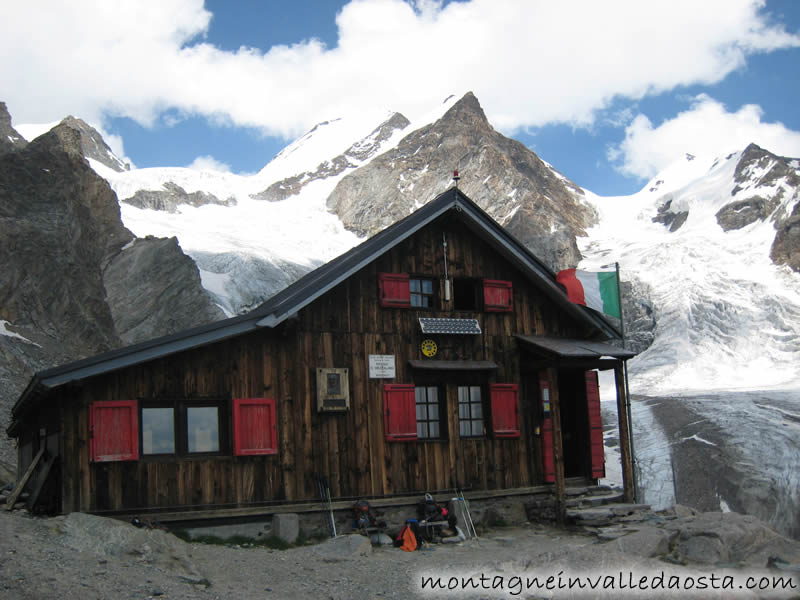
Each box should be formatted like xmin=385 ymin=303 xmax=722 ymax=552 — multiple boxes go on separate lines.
xmin=664 ymin=512 xmax=800 ymax=567
xmin=311 ymin=534 xmax=372 ymax=562
xmin=608 ymin=527 xmax=675 ymax=558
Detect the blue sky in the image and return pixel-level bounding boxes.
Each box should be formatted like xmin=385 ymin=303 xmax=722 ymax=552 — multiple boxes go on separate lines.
xmin=4 ymin=0 xmax=800 ymax=196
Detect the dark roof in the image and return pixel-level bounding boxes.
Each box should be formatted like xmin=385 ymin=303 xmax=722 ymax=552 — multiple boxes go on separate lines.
xmin=515 ymin=334 xmax=636 ymax=359
xmin=9 ymin=187 xmax=620 ymax=433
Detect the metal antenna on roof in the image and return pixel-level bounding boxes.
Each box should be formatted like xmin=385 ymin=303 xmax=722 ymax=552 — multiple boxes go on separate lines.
xmin=452 ymin=169 xmax=461 ymax=188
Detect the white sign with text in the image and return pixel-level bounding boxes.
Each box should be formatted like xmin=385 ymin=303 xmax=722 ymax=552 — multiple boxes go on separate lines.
xmin=368 ymin=354 xmax=396 ymax=379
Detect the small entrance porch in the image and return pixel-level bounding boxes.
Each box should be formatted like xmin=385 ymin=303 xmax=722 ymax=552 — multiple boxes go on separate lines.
xmin=516 ymin=334 xmax=637 ymax=522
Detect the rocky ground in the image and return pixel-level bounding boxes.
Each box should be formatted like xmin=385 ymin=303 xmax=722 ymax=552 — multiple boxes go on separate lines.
xmin=2 ymin=506 xmax=800 ymax=600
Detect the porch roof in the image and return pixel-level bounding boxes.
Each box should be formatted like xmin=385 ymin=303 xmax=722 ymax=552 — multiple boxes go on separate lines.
xmin=514 ymin=335 xmax=636 ymax=360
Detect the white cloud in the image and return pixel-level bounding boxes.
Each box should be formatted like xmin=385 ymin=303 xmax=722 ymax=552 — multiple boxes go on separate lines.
xmin=186 ymin=155 xmax=231 ymax=172
xmin=1 ymin=0 xmax=798 ymax=142
xmin=609 ymin=94 xmax=800 ymax=178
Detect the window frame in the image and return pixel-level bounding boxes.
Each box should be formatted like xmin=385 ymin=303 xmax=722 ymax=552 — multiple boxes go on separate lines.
xmin=414 ymin=385 xmax=446 ymax=440
xmin=139 ymin=397 xmax=229 ymax=459
xmin=457 ymin=385 xmax=486 ymax=438
xmin=409 ymin=276 xmax=436 ymax=309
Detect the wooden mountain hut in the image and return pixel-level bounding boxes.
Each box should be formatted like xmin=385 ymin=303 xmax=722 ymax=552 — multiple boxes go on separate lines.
xmin=7 ymin=187 xmax=636 ymax=521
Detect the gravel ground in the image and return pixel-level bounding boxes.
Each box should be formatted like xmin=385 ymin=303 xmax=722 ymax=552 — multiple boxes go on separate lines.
xmin=2 ymin=508 xmax=799 ymax=600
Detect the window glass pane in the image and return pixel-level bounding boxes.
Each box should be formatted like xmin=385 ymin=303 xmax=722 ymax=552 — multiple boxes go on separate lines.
xmin=460 ymin=421 xmax=471 ymax=437
xmin=416 ymin=388 xmax=426 ymax=403
xmin=410 ymin=279 xmax=420 ymax=292
xmin=416 ymin=404 xmax=427 ymax=421
xmin=428 ymin=387 xmax=437 ymax=401
xmin=471 ymin=402 xmax=482 ymax=419
xmin=458 ymin=403 xmax=470 ymax=419
xmin=428 ymin=403 xmax=439 ymax=420
xmin=458 ymin=387 xmax=468 ymax=403
xmin=430 ymin=422 xmax=439 ymax=438
xmin=142 ymin=408 xmax=175 ymax=454
xmin=470 ymin=386 xmax=481 ymax=403
xmin=472 ymin=420 xmax=484 ymax=436
xmin=187 ymin=406 xmax=219 ymax=453
xmin=417 ymin=422 xmax=426 ymax=438
xmin=422 ymin=280 xmax=433 ymax=294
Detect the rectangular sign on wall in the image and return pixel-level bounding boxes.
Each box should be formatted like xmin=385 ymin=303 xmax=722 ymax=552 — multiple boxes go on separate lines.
xmin=369 ymin=354 xmax=396 ymax=379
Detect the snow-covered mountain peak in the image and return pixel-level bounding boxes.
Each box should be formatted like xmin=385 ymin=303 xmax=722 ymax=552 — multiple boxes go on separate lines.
xmin=254 ymin=108 xmax=399 ymax=185
xmin=639 ymin=150 xmax=738 ymax=198
xmin=582 ymin=144 xmax=800 ymax=393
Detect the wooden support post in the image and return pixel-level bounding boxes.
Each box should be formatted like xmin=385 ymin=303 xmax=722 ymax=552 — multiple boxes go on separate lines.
xmin=5 ymin=445 xmax=45 ymax=510
xmin=614 ymin=363 xmax=635 ymax=503
xmin=546 ymin=367 xmax=567 ymax=524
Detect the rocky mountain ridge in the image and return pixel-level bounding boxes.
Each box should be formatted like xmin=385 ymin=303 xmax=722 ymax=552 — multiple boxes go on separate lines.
xmin=0 ymin=112 xmax=224 ymax=467
xmin=0 ymin=102 xmax=27 ymax=155
xmin=327 ymin=93 xmax=595 ymax=272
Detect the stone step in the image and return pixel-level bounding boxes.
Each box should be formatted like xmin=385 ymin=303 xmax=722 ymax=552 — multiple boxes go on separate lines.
xmin=565 ymin=491 xmax=625 ymax=509
xmin=567 ymin=503 xmax=653 ymax=527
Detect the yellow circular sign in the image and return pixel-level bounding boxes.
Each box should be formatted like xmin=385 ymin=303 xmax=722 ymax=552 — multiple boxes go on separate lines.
xmin=421 ymin=339 xmax=438 ymax=358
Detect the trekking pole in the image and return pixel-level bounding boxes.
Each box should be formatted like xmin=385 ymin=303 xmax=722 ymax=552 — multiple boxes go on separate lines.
xmin=461 ymin=488 xmax=478 ymax=539
xmin=457 ymin=487 xmax=477 ymax=539
xmin=322 ymin=475 xmax=336 ymax=537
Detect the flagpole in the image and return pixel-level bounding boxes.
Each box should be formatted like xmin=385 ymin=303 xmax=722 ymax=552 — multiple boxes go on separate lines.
xmin=616 ymin=262 xmax=639 ymax=503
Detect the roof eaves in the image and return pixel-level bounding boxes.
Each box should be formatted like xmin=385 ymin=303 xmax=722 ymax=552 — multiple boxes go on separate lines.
xmin=39 ymin=318 xmax=262 ymax=389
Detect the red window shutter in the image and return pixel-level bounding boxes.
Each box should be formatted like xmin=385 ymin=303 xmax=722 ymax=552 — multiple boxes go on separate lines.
xmin=378 ymin=273 xmax=411 ymax=308
xmin=483 ymin=279 xmax=513 ymax=312
xmin=233 ymin=398 xmax=277 ymax=456
xmin=540 ymin=377 xmax=554 ymax=483
xmin=89 ymin=400 xmax=139 ymax=462
xmin=383 ymin=384 xmax=417 ymax=441
xmin=490 ymin=383 xmax=520 ymax=438
xmin=585 ymin=370 xmax=605 ymax=478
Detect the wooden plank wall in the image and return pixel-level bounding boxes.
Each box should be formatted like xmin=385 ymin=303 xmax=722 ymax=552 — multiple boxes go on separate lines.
xmin=58 ymin=215 xmax=590 ymax=513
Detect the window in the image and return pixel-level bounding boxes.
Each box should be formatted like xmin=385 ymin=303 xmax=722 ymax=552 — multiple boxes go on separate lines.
xmin=458 ymin=386 xmax=485 ymax=437
xmin=453 ymin=278 xmax=513 ymax=312
xmin=142 ymin=407 xmax=175 ymax=454
xmin=490 ymin=383 xmax=520 ymax=438
xmin=415 ymin=386 xmax=444 ymax=439
xmin=140 ymin=398 xmax=227 ymax=457
xmin=89 ymin=400 xmax=139 ymax=462
xmin=233 ymin=398 xmax=277 ymax=455
xmin=453 ymin=278 xmax=480 ymax=311
xmin=187 ymin=406 xmax=220 ymax=453
xmin=410 ymin=278 xmax=435 ymax=308
xmin=383 ymin=384 xmax=417 ymax=441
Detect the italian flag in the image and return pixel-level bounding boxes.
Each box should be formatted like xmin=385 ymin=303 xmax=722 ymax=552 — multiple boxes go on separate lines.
xmin=556 ymin=269 xmax=621 ymax=319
